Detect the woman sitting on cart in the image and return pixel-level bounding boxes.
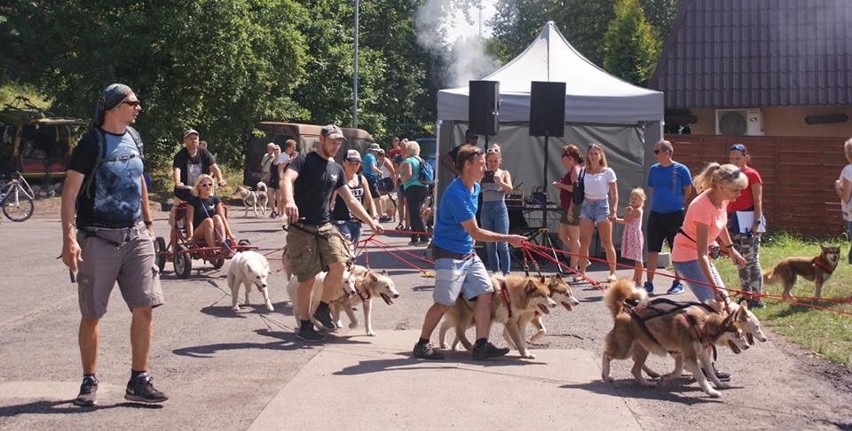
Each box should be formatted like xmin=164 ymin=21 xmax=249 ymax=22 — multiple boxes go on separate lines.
xmin=185 ymin=174 xmax=237 ymax=256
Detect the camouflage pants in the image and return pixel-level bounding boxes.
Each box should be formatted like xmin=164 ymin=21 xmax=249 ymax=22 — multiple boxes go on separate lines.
xmin=732 ymin=234 xmax=762 ymax=295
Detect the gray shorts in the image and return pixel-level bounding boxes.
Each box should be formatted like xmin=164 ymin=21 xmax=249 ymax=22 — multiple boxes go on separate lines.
xmin=76 ymin=223 xmax=164 ymax=319
xmin=433 ymin=255 xmax=493 ymax=306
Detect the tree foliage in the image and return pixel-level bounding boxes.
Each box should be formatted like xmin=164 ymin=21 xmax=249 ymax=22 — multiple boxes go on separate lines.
xmin=0 ymin=0 xmax=310 ymax=166
xmin=0 ymin=0 xmax=441 ymax=171
xmin=489 ymin=0 xmax=678 ymax=74
xmin=602 ymin=0 xmax=660 ymax=86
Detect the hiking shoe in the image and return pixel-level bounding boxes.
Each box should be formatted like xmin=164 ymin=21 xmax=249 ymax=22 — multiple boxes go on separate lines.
xmin=73 ymin=376 xmax=98 ymax=407
xmin=313 ymin=304 xmax=337 ymax=331
xmin=413 ymin=342 xmax=445 ymax=360
xmin=701 ymin=363 xmax=731 ymax=382
xmin=124 ymin=374 xmax=169 ymax=404
xmin=296 ymin=325 xmax=325 ymax=342
xmin=748 ymin=299 xmax=766 ymax=309
xmin=643 ymin=281 xmax=654 ymax=294
xmin=605 ymin=274 xmax=618 ymax=283
xmin=667 ymin=280 xmax=685 ymax=295
xmin=472 ymin=341 xmax=510 ymax=361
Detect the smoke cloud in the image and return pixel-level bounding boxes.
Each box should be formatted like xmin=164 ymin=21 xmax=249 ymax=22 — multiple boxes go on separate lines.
xmin=415 ymin=0 xmax=501 ymax=88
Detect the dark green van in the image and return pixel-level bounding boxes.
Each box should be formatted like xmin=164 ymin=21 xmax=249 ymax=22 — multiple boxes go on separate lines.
xmin=243 ymin=122 xmax=375 ymax=187
xmin=0 ymin=101 xmax=87 ymax=181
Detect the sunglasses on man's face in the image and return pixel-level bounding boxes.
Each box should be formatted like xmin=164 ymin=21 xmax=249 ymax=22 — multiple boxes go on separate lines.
xmin=122 ymin=100 xmax=141 ymax=107
xmin=463 ymin=149 xmax=484 ymax=162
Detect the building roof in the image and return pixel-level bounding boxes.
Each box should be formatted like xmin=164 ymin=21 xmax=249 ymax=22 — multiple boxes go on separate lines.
xmin=648 ymin=0 xmax=852 ymax=109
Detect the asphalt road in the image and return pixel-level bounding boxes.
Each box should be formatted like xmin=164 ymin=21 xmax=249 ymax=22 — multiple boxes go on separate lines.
xmin=1 ymin=207 xmax=851 ymax=430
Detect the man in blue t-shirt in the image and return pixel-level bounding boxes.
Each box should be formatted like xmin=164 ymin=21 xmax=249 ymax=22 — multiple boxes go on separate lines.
xmin=362 ymin=143 xmax=382 ymax=199
xmin=412 ymin=144 xmax=526 ymax=361
xmin=645 ymin=140 xmax=693 ymax=295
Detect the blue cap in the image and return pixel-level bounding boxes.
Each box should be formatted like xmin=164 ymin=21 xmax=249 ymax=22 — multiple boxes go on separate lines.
xmin=730 ymin=143 xmax=748 ymax=153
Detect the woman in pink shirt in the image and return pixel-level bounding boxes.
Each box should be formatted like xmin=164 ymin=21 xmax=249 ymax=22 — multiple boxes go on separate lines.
xmin=671 ymin=163 xmax=747 ymax=304
xmin=671 ymin=162 xmax=748 ymax=382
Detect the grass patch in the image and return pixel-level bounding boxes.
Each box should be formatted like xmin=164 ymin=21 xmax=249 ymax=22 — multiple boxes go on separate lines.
xmin=713 ymin=232 xmax=852 ymax=367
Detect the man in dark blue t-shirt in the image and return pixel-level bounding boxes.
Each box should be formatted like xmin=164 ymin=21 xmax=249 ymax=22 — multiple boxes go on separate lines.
xmin=412 ymin=144 xmax=526 ymax=361
xmin=281 ymin=124 xmax=383 ymax=342
xmin=61 ymin=83 xmax=167 ymax=407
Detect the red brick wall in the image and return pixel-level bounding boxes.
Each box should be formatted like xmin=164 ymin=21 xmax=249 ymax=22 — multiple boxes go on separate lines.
xmin=667 ymin=134 xmax=848 ymax=238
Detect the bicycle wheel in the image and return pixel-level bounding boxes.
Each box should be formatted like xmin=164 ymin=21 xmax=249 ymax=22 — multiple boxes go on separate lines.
xmin=2 ymin=191 xmax=34 ymax=222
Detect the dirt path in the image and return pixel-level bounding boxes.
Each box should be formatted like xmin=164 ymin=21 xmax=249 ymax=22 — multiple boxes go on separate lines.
xmin=23 ymin=197 xmax=852 ymax=430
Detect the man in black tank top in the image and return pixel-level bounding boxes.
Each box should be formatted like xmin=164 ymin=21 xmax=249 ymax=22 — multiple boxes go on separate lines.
xmin=281 ymin=125 xmax=384 ymax=342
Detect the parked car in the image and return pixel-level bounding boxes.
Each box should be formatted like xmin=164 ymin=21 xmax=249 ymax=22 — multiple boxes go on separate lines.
xmin=0 ymin=98 xmax=87 ymax=181
xmin=412 ymin=136 xmax=438 ymax=173
xmin=244 ymin=122 xmax=375 ymax=187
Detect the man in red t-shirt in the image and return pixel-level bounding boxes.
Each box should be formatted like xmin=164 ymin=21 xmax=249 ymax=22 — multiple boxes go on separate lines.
xmin=728 ymin=143 xmax=765 ymax=308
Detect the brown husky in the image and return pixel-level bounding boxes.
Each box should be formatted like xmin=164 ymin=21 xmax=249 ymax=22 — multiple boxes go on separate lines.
xmin=438 ymin=274 xmax=558 ymax=359
xmin=763 ymin=245 xmax=840 ymax=299
xmin=601 ymin=279 xmax=749 ymax=398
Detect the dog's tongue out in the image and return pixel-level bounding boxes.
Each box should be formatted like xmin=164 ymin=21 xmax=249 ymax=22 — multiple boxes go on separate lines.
xmin=380 ymin=293 xmax=393 ymax=305
xmin=537 ymin=303 xmax=551 ymax=314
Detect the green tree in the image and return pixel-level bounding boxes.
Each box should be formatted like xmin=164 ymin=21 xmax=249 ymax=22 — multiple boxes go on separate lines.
xmin=491 ymin=0 xmax=616 ymax=66
xmin=602 ymin=0 xmax=660 ymax=85
xmin=640 ymin=0 xmax=680 ymax=42
xmin=0 ymin=0 xmax=309 ymax=166
xmin=292 ymin=0 xmax=439 ymax=142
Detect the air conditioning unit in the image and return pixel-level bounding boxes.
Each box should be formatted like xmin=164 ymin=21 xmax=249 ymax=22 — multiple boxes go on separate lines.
xmin=715 ymin=109 xmax=764 ymax=136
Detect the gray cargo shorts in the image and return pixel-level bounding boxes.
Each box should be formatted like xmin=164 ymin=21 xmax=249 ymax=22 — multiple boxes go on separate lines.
xmin=76 ymin=222 xmax=164 ymax=319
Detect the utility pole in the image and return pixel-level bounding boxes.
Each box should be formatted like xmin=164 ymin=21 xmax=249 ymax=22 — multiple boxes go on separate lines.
xmin=353 ymin=0 xmax=359 ymax=128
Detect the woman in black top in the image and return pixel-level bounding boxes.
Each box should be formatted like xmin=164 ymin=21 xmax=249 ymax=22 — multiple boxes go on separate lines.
xmin=185 ymin=174 xmax=237 ymax=255
xmin=331 ymin=150 xmax=377 ymax=252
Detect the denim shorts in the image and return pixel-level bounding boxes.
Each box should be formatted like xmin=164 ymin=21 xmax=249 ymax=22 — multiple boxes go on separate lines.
xmin=334 ymin=219 xmax=362 ymax=246
xmin=672 ymin=259 xmax=726 ymax=303
xmin=580 ymin=199 xmax=610 ymax=224
xmin=433 ymin=255 xmax=492 ymax=306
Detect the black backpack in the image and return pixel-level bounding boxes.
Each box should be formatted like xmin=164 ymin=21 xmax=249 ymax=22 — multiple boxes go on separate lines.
xmin=81 ymin=126 xmax=144 ymax=198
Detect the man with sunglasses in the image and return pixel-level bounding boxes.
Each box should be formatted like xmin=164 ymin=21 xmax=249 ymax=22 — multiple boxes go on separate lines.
xmin=282 ymin=125 xmax=384 ymax=342
xmin=412 ymin=144 xmax=526 ymax=361
xmin=61 ymin=84 xmax=168 ymax=407
xmin=645 ymin=140 xmax=693 ymax=295
xmin=728 ymin=143 xmax=766 ymax=308
xmin=440 ymin=129 xmax=478 ymax=176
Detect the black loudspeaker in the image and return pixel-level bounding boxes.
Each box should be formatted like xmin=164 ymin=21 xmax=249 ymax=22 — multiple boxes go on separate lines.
xmin=529 ymin=81 xmax=566 ymax=137
xmin=468 ymin=80 xmax=500 ymax=136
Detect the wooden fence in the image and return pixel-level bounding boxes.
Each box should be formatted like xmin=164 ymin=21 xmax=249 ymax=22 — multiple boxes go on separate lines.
xmin=666 ymin=134 xmax=848 ymax=238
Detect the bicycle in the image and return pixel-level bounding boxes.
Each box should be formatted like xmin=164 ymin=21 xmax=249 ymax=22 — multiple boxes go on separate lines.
xmin=0 ymin=171 xmax=36 ymax=222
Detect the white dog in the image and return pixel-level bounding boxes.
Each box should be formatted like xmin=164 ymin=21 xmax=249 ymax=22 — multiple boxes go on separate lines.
xmin=227 ymin=251 xmax=273 ymax=312
xmin=331 ymin=265 xmax=400 ymax=336
xmin=285 ymin=269 xmax=357 ymax=330
xmin=235 ymin=182 xmax=268 ymax=217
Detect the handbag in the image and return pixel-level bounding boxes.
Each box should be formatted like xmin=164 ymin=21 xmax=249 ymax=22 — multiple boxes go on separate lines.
xmin=572 ymin=169 xmax=586 ymax=205
xmin=528 ymin=186 xmax=547 ymax=206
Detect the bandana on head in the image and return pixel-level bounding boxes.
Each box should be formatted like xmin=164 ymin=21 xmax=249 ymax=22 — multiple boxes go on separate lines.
xmin=94 ymin=83 xmax=132 ymax=126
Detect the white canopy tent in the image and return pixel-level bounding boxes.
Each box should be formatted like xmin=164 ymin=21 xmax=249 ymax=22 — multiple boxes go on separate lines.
xmin=434 ymin=21 xmax=664 ymax=246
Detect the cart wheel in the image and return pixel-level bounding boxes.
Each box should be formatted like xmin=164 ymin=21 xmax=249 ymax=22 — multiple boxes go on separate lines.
xmin=154 ymin=237 xmax=167 ymax=272
xmin=212 ymin=256 xmax=226 ymax=269
xmin=174 ymin=244 xmax=192 ymax=279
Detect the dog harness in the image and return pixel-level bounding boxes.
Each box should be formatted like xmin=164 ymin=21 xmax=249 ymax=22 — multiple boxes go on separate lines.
xmin=624 ymin=298 xmax=720 ymax=354
xmin=498 ymin=278 xmax=513 ymax=318
xmin=811 ymin=256 xmax=836 ymax=275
